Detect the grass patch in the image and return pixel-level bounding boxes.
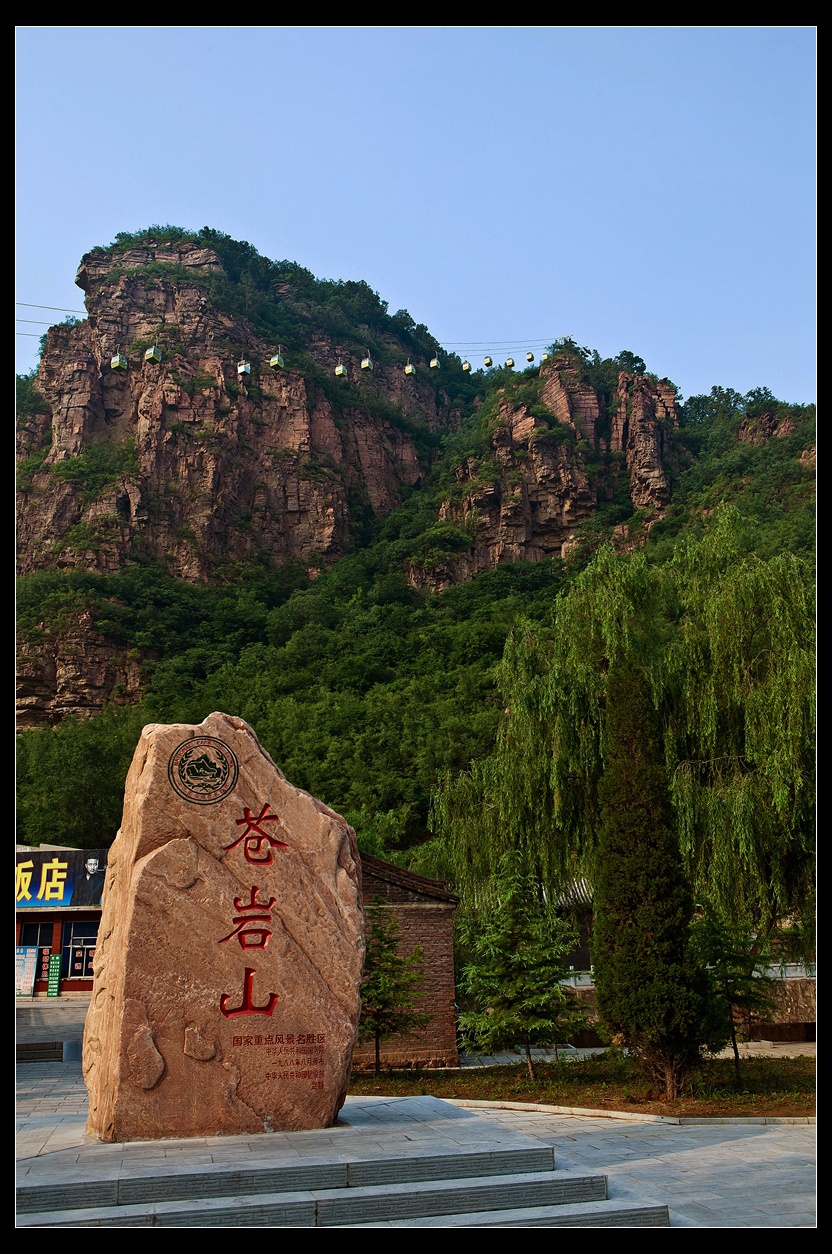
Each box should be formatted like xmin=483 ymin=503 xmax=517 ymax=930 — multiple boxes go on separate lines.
xmin=348 ymin=1054 xmax=815 ymax=1118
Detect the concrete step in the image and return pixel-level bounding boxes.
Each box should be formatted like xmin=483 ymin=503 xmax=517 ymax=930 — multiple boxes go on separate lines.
xmin=350 ymin=1199 xmax=671 ymax=1227
xmin=16 ymin=1042 xmax=63 ymax=1062
xmin=18 ymin=1168 xmax=610 ymax=1228
xmin=17 ymin=1144 xmax=555 ymax=1216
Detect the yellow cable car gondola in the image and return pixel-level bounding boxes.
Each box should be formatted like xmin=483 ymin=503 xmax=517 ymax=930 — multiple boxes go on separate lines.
xmin=335 ymin=360 xmax=347 ymax=377
xmin=361 ymin=351 xmax=374 ymax=371
xmin=462 ymin=360 xmax=471 ymax=373
xmin=144 ymin=343 xmax=162 ymax=364
xmin=505 ymin=357 xmax=515 ymax=368
xmin=429 ymin=355 xmax=440 ymax=370
xmin=269 ymin=346 xmax=285 ymax=370
xmin=404 ymin=360 xmax=415 ymax=376
xmin=237 ymin=357 xmax=251 ymax=378
xmin=484 ymin=355 xmax=493 ymax=368
xmin=526 ymin=352 xmax=534 ymax=363
xmin=541 ymin=352 xmax=550 ymax=362
xmin=111 ymin=347 xmax=127 ymax=371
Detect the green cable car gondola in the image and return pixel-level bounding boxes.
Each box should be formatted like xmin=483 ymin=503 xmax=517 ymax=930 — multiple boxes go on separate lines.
xmin=361 ymin=353 xmax=374 ymax=371
xmin=484 ymin=355 xmax=493 ymax=367
xmin=429 ymin=355 xmax=440 ymax=370
xmin=541 ymin=352 xmax=550 ymax=362
xmin=111 ymin=349 xmax=127 ymax=371
xmin=335 ymin=361 xmax=347 ymax=377
xmin=269 ymin=347 xmax=285 ymax=370
xmin=462 ymin=359 xmax=471 ymax=372
xmin=144 ymin=344 xmax=162 ymax=364
xmin=404 ymin=360 xmax=415 ymax=376
xmin=237 ymin=358 xmax=251 ymax=378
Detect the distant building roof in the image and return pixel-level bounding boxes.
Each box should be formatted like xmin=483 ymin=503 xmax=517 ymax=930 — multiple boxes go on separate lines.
xmin=359 ymin=852 xmax=459 ymax=905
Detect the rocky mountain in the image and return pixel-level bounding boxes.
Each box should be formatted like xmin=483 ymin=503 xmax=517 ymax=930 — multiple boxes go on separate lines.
xmin=17 ymin=240 xmax=457 ymax=584
xmin=21 ymin=228 xmax=812 ymax=735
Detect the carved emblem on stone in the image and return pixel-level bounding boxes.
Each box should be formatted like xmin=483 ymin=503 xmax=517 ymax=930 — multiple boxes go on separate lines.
xmin=167 ymin=735 xmax=239 ymax=804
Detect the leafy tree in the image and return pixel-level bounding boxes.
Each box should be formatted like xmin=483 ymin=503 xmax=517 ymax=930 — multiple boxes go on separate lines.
xmin=432 ymin=509 xmax=815 ymax=951
xmin=593 ymin=665 xmax=720 ymax=1099
xmin=691 ymin=908 xmax=779 ymax=1088
xmin=358 ymin=904 xmax=431 ymax=1073
xmin=458 ymin=868 xmax=585 ymax=1080
xmin=16 ymin=705 xmax=146 ymax=848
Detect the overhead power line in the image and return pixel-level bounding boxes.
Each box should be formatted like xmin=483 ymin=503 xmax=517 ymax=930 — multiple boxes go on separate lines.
xmin=16 ymin=302 xmax=85 ymax=314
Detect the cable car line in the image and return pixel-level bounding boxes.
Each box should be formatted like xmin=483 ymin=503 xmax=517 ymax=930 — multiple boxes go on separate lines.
xmin=16 ymin=300 xmax=561 ymax=378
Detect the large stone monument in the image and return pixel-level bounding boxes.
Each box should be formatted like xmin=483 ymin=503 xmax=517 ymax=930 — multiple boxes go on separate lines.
xmin=83 ymin=712 xmax=364 ymax=1141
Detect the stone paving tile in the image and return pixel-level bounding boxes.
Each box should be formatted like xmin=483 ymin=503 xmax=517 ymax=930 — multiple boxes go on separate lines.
xmin=16 ymin=1062 xmax=816 ymax=1227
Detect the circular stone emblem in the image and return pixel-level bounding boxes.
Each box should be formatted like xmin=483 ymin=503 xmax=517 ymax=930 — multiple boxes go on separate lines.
xmin=167 ymin=736 xmax=239 ymax=805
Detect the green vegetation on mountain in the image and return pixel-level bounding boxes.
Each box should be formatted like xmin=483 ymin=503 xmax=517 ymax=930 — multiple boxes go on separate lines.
xmin=17 ymin=231 xmax=814 ymax=959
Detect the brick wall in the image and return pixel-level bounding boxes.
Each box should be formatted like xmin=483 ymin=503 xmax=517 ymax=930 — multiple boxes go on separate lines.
xmin=352 ymin=903 xmax=458 ymax=1068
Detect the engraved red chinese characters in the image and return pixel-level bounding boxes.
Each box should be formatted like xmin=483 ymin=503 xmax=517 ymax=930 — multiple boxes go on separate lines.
xmin=223 ymin=803 xmax=288 ymax=864
xmin=218 ymin=886 xmax=277 ymax=949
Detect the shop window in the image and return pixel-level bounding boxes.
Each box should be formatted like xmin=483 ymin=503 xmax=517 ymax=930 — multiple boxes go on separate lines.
xmin=61 ymin=920 xmax=99 ymax=980
xmin=20 ymin=922 xmax=54 ymax=982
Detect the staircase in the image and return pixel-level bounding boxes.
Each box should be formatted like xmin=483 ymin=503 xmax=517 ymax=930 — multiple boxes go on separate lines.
xmin=17 ymin=1144 xmax=669 ymax=1227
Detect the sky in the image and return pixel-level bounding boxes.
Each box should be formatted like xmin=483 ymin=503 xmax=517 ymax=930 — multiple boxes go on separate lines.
xmin=16 ymin=26 xmax=816 ymax=403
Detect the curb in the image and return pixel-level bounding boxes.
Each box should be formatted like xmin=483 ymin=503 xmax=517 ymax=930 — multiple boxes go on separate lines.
xmin=447 ymin=1099 xmax=816 ymax=1126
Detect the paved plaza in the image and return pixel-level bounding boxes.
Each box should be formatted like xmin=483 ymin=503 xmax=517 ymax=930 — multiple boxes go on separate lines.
xmin=16 ymin=998 xmax=816 ymax=1227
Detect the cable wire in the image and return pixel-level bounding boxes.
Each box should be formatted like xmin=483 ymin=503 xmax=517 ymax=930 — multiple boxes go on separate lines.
xmin=16 ymin=302 xmax=85 ymax=314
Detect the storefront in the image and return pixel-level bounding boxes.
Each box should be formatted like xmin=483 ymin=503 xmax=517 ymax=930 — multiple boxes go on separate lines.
xmin=15 ymin=847 xmax=108 ymax=996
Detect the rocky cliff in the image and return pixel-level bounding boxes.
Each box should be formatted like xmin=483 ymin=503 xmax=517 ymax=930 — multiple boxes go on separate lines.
xmin=17 ymin=242 xmax=455 ymax=583
xmin=407 ymin=353 xmax=679 ymax=591
xmin=17 ymin=240 xmax=684 ymax=726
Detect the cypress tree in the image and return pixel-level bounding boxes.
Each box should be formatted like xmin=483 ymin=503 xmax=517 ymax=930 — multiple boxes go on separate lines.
xmin=593 ymin=664 xmax=716 ymax=1100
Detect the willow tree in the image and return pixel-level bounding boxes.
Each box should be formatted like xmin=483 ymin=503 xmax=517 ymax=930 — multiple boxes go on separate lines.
xmin=431 ymin=508 xmax=815 ymax=947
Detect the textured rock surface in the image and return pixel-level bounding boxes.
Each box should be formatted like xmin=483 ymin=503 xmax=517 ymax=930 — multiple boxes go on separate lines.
xmin=17 ymin=243 xmax=453 ymax=583
xmin=83 ymin=711 xmax=364 ymax=1141
xmin=16 ymin=611 xmax=146 ymax=729
xmin=408 ymin=357 xmax=679 ymax=590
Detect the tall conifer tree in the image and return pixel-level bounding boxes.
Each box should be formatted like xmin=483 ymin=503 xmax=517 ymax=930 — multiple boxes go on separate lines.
xmin=593 ymin=664 xmax=717 ymax=1099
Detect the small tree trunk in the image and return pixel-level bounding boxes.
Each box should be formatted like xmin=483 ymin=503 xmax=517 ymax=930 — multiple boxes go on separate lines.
xmin=524 ymin=1039 xmax=536 ymax=1081
xmin=553 ymin=1042 xmax=559 ymax=1062
xmin=729 ymin=1014 xmax=742 ymax=1089
xmin=374 ymin=1031 xmax=381 ymax=1076
xmin=663 ymin=1057 xmax=683 ymax=1101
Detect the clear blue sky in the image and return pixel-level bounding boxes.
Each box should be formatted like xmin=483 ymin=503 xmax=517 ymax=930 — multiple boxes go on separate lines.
xmin=16 ymin=26 xmax=816 ymax=403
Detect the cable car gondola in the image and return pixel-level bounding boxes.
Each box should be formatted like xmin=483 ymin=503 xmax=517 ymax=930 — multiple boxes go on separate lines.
xmin=429 ymin=355 xmax=440 ymax=370
xmin=144 ymin=343 xmax=162 ymax=364
xmin=505 ymin=357 xmax=515 ymax=368
xmin=484 ymin=355 xmax=493 ymax=368
xmin=462 ymin=359 xmax=471 ymax=372
xmin=526 ymin=352 xmax=534 ymax=363
xmin=541 ymin=352 xmax=550 ymax=362
xmin=237 ymin=357 xmax=251 ymax=378
xmin=335 ymin=360 xmax=347 ymax=377
xmin=404 ymin=360 xmax=415 ymax=376
xmin=269 ymin=346 xmax=285 ymax=370
xmin=111 ymin=348 xmax=127 ymax=371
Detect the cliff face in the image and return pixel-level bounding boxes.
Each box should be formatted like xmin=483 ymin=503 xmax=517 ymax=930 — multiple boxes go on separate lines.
xmin=16 ymin=612 xmax=147 ymax=730
xmin=407 ymin=354 xmax=679 ymax=591
xmin=17 ymin=244 xmax=682 ymax=726
xmin=17 ymin=243 xmax=453 ymax=583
